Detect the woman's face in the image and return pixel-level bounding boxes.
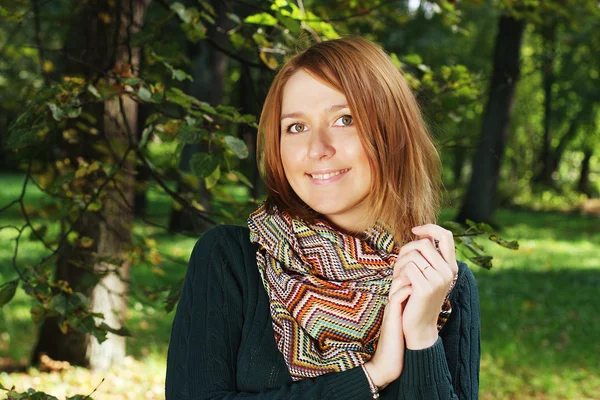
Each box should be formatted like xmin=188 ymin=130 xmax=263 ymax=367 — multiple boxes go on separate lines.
xmin=279 ymin=69 xmax=372 ymax=232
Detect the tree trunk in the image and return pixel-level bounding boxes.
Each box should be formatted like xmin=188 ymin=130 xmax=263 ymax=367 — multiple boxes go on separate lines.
xmin=239 ymin=65 xmax=267 ymax=199
xmin=456 ymin=15 xmax=525 ymax=224
xmin=31 ymin=0 xmax=148 ymax=371
xmin=535 ymin=21 xmax=557 ymax=185
xmin=168 ymin=0 xmax=229 ymax=233
xmin=577 ymin=147 xmax=593 ymax=196
xmin=452 ymin=146 xmax=465 ymax=186
xmin=549 ymin=101 xmax=593 ymax=175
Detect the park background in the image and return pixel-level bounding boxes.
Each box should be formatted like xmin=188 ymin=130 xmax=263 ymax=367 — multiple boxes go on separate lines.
xmin=0 ymin=0 xmax=598 ymax=399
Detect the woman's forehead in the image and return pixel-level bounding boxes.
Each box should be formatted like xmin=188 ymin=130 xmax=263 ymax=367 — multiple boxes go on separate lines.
xmin=280 ymin=70 xmax=348 ymax=117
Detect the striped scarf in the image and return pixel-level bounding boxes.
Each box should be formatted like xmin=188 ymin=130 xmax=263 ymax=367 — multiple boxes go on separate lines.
xmin=248 ymin=203 xmax=454 ymax=381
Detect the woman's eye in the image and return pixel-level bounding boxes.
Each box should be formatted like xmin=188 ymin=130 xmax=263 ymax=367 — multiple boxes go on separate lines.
xmin=288 ymin=123 xmax=307 ymax=133
xmin=334 ymin=115 xmax=353 ymax=126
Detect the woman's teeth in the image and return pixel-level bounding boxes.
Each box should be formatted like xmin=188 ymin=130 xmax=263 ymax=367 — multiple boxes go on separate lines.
xmin=309 ymin=169 xmax=349 ymax=180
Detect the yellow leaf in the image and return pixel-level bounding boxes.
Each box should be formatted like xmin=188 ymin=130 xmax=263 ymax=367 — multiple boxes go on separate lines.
xmin=259 ymin=52 xmax=279 ymax=70
xmin=80 ymin=236 xmax=94 ymax=248
xmin=164 ymin=120 xmax=182 ymax=136
xmin=98 ymin=12 xmax=111 ymax=24
xmin=59 ymin=320 xmax=69 ymax=334
xmin=62 ymin=129 xmax=79 ymax=144
xmin=172 ymin=199 xmax=183 ymax=211
xmin=150 ymin=249 xmax=161 ymax=265
xmin=191 ymin=200 xmax=206 ymax=211
xmin=151 ymin=266 xmax=166 ymax=276
xmin=74 ymin=165 xmax=88 ymax=179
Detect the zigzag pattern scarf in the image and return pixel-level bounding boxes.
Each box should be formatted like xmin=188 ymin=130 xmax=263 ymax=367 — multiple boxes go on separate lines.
xmin=248 ymin=203 xmax=455 ymax=381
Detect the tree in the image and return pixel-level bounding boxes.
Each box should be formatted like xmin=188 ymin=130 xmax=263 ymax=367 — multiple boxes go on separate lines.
xmin=1 ymin=2 xmax=520 ymax=398
xmin=457 ymin=14 xmax=525 ymax=225
xmin=30 ymin=0 xmax=150 ymax=370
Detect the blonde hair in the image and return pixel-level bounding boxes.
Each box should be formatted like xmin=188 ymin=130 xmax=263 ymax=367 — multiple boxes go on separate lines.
xmin=257 ymin=36 xmax=441 ymax=244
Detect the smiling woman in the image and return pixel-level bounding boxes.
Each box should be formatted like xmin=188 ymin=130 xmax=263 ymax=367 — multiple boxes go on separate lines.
xmin=166 ymin=36 xmax=481 ymax=400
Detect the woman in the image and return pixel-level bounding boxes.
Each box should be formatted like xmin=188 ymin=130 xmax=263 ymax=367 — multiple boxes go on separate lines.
xmin=166 ymin=36 xmax=480 ymax=399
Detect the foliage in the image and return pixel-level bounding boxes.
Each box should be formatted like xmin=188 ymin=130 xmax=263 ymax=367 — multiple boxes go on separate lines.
xmin=0 ymin=0 xmax=500 ymax=344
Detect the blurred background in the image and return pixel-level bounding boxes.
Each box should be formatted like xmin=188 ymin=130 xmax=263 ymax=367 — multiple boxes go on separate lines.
xmin=0 ymin=0 xmax=598 ymax=399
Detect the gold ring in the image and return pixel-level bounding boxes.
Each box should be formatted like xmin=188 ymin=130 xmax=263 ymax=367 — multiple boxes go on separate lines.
xmin=434 ymin=239 xmax=440 ymax=252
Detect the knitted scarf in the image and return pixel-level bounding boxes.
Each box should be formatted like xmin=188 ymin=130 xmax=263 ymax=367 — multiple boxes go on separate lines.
xmin=248 ymin=203 xmax=456 ymax=381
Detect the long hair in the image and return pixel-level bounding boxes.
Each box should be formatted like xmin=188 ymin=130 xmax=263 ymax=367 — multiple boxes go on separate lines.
xmin=256 ymin=36 xmax=441 ymax=244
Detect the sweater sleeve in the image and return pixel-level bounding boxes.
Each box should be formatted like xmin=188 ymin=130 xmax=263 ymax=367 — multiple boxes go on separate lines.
xmin=394 ymin=261 xmax=481 ymax=399
xmin=165 ymin=226 xmax=373 ymax=400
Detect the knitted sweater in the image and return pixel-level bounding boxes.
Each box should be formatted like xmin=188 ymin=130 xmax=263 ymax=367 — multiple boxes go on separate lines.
xmin=166 ymin=225 xmax=481 ymax=399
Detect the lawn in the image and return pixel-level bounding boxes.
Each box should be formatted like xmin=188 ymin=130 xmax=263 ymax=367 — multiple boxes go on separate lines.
xmin=1 ymin=173 xmax=598 ymax=399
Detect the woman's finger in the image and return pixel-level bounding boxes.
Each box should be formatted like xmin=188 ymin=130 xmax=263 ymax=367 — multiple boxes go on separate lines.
xmin=394 ymin=251 xmax=443 ymax=287
xmin=389 ymin=284 xmax=412 ymax=306
xmin=411 ymin=224 xmax=458 ymax=275
xmin=403 ymin=260 xmax=432 ymax=293
xmin=398 ymin=238 xmax=452 ymax=281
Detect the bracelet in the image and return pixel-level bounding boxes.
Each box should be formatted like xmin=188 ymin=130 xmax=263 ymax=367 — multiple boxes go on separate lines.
xmin=360 ymin=363 xmax=380 ymax=399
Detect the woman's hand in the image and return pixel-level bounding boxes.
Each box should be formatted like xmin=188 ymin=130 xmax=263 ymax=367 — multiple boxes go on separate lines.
xmin=395 ymin=224 xmax=459 ymax=350
xmin=363 ymin=266 xmax=413 ymax=389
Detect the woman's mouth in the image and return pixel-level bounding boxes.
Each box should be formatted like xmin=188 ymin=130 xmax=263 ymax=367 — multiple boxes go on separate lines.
xmin=306 ymin=168 xmax=350 ymax=184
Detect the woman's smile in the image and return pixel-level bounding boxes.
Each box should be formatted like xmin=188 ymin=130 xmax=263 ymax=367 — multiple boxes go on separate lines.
xmin=306 ymin=168 xmax=351 ymax=184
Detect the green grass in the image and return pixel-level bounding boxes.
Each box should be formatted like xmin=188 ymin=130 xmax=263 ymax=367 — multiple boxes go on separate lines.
xmin=1 ymin=173 xmax=599 ymax=399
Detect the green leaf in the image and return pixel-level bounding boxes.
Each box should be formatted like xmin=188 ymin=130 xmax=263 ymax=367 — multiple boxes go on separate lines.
xmin=91 ymin=326 xmax=108 ymax=344
xmin=87 ymin=84 xmax=101 ymax=98
xmin=489 ymin=234 xmax=519 ymax=250
xmin=66 ymin=107 xmax=82 ymax=119
xmin=403 ymin=54 xmax=423 ymax=65
xmin=162 ymin=61 xmax=193 ymax=82
xmin=0 ymin=280 xmax=18 ymax=308
xmin=47 ymin=103 xmax=64 ymax=121
xmin=166 ymin=87 xmax=195 ymax=109
xmin=245 ymin=12 xmax=278 ymax=26
xmin=465 ymin=219 xmax=479 ymax=231
xmin=468 ymin=256 xmax=493 ymax=270
xmin=205 ymin=165 xmax=221 ymax=189
xmin=99 ymin=322 xmax=131 ymax=337
xmin=76 ymin=314 xmax=97 ymax=333
xmin=137 ymin=87 xmax=152 ymax=102
xmin=49 ymin=292 xmax=87 ymax=316
xmin=49 ymin=294 xmax=68 ymax=315
xmin=139 ymin=126 xmax=153 ymax=148
xmin=122 ymin=77 xmax=143 ymax=86
xmin=224 ymin=135 xmax=249 ymax=159
xmin=171 ymin=2 xmax=190 ymax=23
xmin=171 ymin=68 xmax=192 ymax=82
xmin=231 ymin=170 xmax=254 ymax=188
xmin=165 ymin=278 xmax=184 ymax=313
xmin=178 ymin=125 xmax=205 ymax=144
xmin=278 ymin=15 xmax=301 ymax=35
xmin=190 ymin=153 xmax=219 ymax=177
xmin=200 ymin=102 xmax=217 ymax=114
xmin=236 ymin=113 xmax=256 ymax=124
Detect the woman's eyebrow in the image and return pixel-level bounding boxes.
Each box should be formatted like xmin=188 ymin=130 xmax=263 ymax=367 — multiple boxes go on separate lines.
xmin=280 ymin=104 xmax=349 ymax=121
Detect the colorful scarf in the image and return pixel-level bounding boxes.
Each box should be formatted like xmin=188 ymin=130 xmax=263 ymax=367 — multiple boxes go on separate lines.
xmin=248 ymin=203 xmax=456 ymax=381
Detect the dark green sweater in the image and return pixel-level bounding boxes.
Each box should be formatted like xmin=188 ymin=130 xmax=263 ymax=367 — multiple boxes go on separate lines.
xmin=166 ymin=225 xmax=481 ymax=399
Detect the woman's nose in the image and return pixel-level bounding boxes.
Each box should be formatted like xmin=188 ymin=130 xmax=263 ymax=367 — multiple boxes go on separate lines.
xmin=306 ymin=127 xmax=335 ymax=160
